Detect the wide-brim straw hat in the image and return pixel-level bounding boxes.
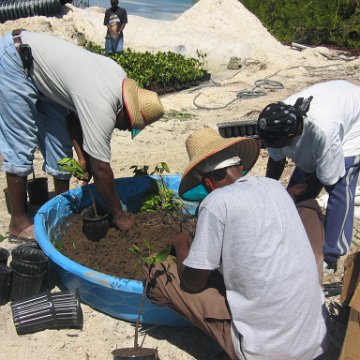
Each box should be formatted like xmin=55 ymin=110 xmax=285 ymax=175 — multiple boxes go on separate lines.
xmin=179 ymin=128 xmax=260 ymax=196
xmin=122 ymin=78 xmax=165 ymax=138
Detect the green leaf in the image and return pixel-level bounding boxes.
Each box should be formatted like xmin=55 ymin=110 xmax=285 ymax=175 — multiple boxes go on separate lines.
xmin=57 ymin=158 xmax=86 ymax=180
xmin=143 ymin=239 xmax=153 ymax=252
xmin=54 ymin=239 xmax=64 ymax=250
xmin=154 ymin=246 xmax=172 ymax=263
xmin=0 ymin=234 xmax=7 ymax=242
xmin=129 ymin=244 xmax=141 ymax=256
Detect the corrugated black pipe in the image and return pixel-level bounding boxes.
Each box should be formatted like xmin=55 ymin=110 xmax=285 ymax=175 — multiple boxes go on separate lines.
xmin=0 ymin=0 xmax=64 ymax=23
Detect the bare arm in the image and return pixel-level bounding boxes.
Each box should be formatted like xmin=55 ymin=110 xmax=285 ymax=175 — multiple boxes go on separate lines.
xmin=171 ymin=232 xmax=212 ymax=293
xmin=266 ymin=157 xmax=286 ymax=180
xmin=90 ymin=157 xmax=134 ymax=231
xmin=288 ymin=172 xmax=323 ymax=203
xmin=119 ymin=23 xmax=126 ymax=33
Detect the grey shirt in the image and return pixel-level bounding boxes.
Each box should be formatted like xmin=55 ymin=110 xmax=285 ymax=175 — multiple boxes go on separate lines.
xmin=184 ymin=176 xmax=327 ymax=360
xmin=22 ymin=31 xmax=127 ymax=162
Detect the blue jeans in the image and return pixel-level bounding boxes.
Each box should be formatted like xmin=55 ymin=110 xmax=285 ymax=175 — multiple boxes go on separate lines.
xmin=105 ymin=35 xmax=124 ymax=54
xmin=0 ymin=32 xmax=72 ymax=179
xmin=288 ymin=156 xmax=360 ymax=263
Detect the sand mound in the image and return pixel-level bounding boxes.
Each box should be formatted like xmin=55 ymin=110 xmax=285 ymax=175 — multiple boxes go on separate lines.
xmin=0 ymin=0 xmax=330 ymax=73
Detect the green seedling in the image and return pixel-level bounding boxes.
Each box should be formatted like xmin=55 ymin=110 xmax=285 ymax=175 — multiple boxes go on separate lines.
xmin=54 ymin=239 xmax=64 ymax=251
xmin=129 ymin=240 xmax=172 ymax=351
xmin=0 ymin=234 xmax=7 ymax=243
xmin=57 ymin=157 xmax=98 ymax=217
xmin=162 ymin=109 xmax=195 ymax=122
xmin=132 ymin=162 xmax=184 ymax=221
xmin=83 ymin=43 xmax=209 ymax=91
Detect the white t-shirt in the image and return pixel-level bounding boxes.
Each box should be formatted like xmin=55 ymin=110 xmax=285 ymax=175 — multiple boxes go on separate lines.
xmin=21 ymin=31 xmax=127 ymax=162
xmin=268 ymin=80 xmax=360 ymax=185
xmin=184 ymin=176 xmax=327 ymax=360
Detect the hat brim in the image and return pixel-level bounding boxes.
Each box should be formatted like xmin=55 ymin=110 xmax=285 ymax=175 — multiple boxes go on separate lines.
xmin=179 ymin=137 xmax=260 ymax=197
xmin=122 ymin=78 xmax=144 ymax=132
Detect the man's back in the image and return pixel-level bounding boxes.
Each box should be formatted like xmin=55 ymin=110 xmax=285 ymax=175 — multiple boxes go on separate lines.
xmin=187 ymin=176 xmax=327 ymax=359
xmin=284 ymin=80 xmax=360 ymax=157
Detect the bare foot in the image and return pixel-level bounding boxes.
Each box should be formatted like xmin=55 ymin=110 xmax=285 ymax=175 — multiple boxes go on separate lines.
xmin=9 ymin=216 xmax=34 ymax=238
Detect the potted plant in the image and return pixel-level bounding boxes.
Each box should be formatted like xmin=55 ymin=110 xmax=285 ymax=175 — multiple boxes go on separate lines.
xmin=57 ymin=158 xmax=110 ymax=242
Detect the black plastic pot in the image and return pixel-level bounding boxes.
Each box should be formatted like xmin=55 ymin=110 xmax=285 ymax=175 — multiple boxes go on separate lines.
xmin=10 ymin=268 xmax=46 ymax=301
xmin=217 ymin=119 xmax=258 ymax=138
xmin=11 ymin=289 xmax=83 ymax=334
xmin=0 ymin=0 xmax=62 ymax=24
xmin=112 ymin=348 xmax=159 ymax=360
xmin=0 ymin=247 xmax=10 ymax=265
xmin=11 ymin=246 xmax=48 ymax=275
xmin=81 ymin=205 xmax=110 ymax=242
xmin=0 ymin=264 xmax=12 ymax=305
xmin=27 ymin=177 xmax=49 ymax=206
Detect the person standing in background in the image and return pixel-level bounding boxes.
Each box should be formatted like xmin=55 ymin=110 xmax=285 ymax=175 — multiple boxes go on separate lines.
xmin=104 ymin=0 xmax=127 ymax=54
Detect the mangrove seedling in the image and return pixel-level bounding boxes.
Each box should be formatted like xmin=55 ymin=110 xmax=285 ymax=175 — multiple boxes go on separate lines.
xmin=131 ymin=162 xmax=185 ymax=222
xmin=129 ymin=240 xmax=172 ymax=352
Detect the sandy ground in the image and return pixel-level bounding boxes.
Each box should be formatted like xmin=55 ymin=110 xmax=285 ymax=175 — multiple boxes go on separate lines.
xmin=1 ymin=0 xmax=360 ymax=358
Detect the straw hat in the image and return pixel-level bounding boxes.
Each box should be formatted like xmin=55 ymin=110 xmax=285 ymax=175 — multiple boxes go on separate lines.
xmin=122 ymin=78 xmax=165 ymax=138
xmin=179 ymin=128 xmax=260 ymax=196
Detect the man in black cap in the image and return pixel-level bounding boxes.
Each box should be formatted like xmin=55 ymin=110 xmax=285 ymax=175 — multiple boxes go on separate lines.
xmin=103 ymin=0 xmax=128 ymax=54
xmin=257 ymin=80 xmax=360 ymax=274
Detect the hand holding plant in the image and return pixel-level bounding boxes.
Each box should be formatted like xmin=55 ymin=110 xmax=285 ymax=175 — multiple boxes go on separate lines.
xmin=57 ymin=157 xmax=98 ymax=217
xmin=57 ymin=157 xmax=91 ymax=184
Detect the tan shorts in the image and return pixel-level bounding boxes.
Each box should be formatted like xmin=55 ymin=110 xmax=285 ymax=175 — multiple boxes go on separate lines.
xmin=144 ymin=261 xmax=238 ymax=359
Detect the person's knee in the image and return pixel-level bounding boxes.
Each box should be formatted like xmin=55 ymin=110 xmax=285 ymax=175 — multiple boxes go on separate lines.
xmin=3 ymin=163 xmax=33 ymax=177
xmin=143 ymin=261 xmax=175 ymax=306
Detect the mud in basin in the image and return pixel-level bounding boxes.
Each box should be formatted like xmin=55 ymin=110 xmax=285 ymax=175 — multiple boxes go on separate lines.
xmin=34 ymin=175 xmax=198 ymax=326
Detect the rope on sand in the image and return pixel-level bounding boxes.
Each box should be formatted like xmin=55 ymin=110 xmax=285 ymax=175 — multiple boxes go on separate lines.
xmin=192 ymin=62 xmax=359 ymax=111
xmin=192 ymin=79 xmax=283 ymax=110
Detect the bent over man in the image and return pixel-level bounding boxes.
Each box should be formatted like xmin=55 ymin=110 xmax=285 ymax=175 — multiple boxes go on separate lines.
xmin=0 ymin=29 xmax=164 ymax=241
xmin=257 ymin=80 xmax=360 ymax=273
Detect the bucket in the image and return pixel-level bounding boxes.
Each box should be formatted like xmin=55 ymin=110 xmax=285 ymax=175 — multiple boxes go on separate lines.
xmin=0 ymin=247 xmax=10 ymax=265
xmin=27 ymin=177 xmax=49 ymax=206
xmin=0 ymin=264 xmax=12 ymax=305
xmin=112 ymin=348 xmax=159 ymax=360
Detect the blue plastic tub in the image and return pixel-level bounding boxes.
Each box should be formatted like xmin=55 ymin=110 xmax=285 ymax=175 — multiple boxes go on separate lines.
xmin=34 ymin=175 xmax=198 ymax=326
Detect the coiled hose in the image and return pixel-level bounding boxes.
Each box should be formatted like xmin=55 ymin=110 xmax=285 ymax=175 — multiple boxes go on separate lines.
xmin=0 ymin=0 xmax=63 ymax=23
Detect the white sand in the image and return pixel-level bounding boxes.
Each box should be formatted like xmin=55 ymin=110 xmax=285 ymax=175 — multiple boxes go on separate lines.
xmin=0 ymin=0 xmax=360 ymax=358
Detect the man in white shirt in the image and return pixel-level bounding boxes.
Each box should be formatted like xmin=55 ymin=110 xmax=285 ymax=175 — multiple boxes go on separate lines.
xmin=257 ymin=80 xmax=360 ymax=273
xmin=0 ymin=29 xmax=164 ymax=241
xmin=144 ymin=128 xmax=328 ymax=360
